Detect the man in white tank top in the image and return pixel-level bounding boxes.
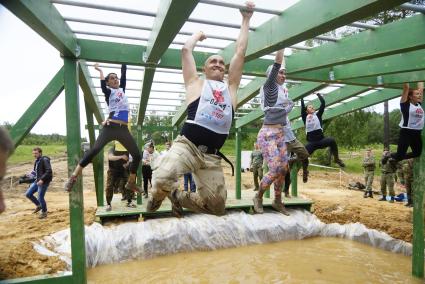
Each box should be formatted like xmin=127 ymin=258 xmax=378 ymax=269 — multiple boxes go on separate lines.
xmin=147 ymin=2 xmax=255 ymax=217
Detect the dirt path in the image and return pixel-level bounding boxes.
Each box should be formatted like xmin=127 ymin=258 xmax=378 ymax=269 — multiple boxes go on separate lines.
xmin=0 ymin=158 xmax=414 ymax=280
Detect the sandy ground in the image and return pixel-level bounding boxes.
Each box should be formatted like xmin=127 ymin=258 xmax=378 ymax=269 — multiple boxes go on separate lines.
xmin=0 ymin=157 xmax=414 ymax=280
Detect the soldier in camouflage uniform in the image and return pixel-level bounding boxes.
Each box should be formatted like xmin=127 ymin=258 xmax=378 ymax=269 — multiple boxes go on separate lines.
xmin=379 ymin=148 xmax=397 ymax=203
xmin=362 ymin=149 xmax=375 ymax=198
xmin=105 ymin=143 xmax=136 ymax=211
xmin=250 ymin=143 xmax=264 ymax=191
xmin=403 ymin=158 xmax=414 ymax=207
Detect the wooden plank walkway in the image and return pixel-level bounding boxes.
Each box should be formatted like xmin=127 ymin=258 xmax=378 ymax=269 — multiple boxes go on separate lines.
xmin=96 ymin=190 xmax=313 ymax=222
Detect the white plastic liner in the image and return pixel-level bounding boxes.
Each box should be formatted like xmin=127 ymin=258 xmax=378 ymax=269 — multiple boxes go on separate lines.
xmin=35 ymin=209 xmax=412 ymax=268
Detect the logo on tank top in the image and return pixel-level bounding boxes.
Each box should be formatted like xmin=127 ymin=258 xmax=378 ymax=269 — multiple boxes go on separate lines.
xmin=416 ymin=108 xmax=424 ymax=116
xmin=212 ymin=89 xmax=224 ymax=103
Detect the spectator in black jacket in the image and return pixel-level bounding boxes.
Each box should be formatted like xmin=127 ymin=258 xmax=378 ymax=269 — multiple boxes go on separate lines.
xmin=25 ymin=147 xmax=52 ymax=219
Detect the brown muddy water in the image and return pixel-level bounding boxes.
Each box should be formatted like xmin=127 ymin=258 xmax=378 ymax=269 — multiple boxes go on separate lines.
xmin=87 ymin=237 xmax=422 ymax=284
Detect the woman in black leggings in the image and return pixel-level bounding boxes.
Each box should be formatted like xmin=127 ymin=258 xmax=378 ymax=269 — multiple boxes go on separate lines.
xmin=65 ymin=64 xmax=141 ymax=193
xmin=391 ymin=83 xmax=424 ymax=162
xmin=301 ymin=93 xmax=345 ymax=167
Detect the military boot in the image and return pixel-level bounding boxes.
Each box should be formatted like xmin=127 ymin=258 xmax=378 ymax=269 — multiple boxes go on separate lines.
xmin=271 ymin=198 xmax=290 ymax=216
xmin=252 ymin=193 xmax=264 ymax=214
xmin=368 ymin=190 xmax=373 ymax=198
xmin=363 ymin=191 xmax=368 ymax=198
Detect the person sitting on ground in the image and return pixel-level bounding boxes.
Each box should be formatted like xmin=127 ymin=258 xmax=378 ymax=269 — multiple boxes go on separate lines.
xmin=403 ymin=158 xmax=414 ymax=207
xmin=183 ymin=173 xmax=196 ymax=193
xmin=146 ymin=2 xmax=255 ymax=217
xmin=252 ymin=49 xmax=292 ymax=215
xmin=25 ymin=147 xmax=52 ymax=219
xmin=390 ymin=82 xmax=424 ymax=164
xmin=250 ymin=142 xmax=263 ymax=192
xmin=379 ymin=148 xmax=397 ymax=203
xmin=64 ymin=64 xmax=141 ymax=194
xmin=301 ymin=94 xmax=345 ymax=168
xmin=362 ymin=148 xmax=375 ymax=198
xmin=105 ymin=142 xmax=136 ymax=211
xmin=0 ymin=127 xmax=14 ymax=214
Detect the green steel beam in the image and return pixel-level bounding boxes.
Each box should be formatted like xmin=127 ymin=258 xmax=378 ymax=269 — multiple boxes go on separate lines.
xmin=140 ymin=0 xmax=198 ymax=126
xmin=84 ymin=105 xmax=104 ymax=207
xmin=235 ymin=128 xmax=242 ymax=200
xmin=78 ymin=39 xmax=270 ymax=76
xmin=64 ymin=57 xmax=87 ymax=284
xmin=9 ymin=67 xmax=64 ymax=147
xmin=291 ymin=89 xmax=401 ymax=130
xmin=79 ymin=61 xmax=104 ymax=123
xmin=348 ymin=70 xmax=425 ymax=86
xmin=171 ymin=102 xmax=187 ymax=127
xmin=412 ymin=133 xmax=425 ymax=277
xmin=0 ymin=274 xmax=73 ymax=284
xmin=293 ymin=50 xmax=425 ymax=81
xmin=235 ymin=82 xmax=324 ymax=128
xmin=137 ymin=67 xmax=156 ymax=126
xmin=288 ymin=14 xmax=425 ymax=74
xmin=236 ymin=78 xmax=266 ymax=108
xmin=288 ymin=85 xmax=370 ymax=121
xmin=219 ymin=0 xmax=408 ymax=63
xmin=1 ymin=0 xmax=78 ymax=57
xmin=145 ymin=0 xmax=198 ymax=63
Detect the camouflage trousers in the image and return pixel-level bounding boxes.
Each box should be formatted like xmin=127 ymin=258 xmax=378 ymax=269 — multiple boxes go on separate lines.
xmin=364 ymin=171 xmax=374 ymax=191
xmin=151 ymin=135 xmax=227 ymax=216
xmin=252 ymin=164 xmax=263 ymax=191
xmin=105 ymin=169 xmax=133 ymax=205
xmin=380 ymin=172 xmax=395 ymax=197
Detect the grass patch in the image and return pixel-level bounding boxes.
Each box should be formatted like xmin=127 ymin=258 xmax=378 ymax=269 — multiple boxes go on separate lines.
xmin=8 ymin=144 xmax=67 ymax=165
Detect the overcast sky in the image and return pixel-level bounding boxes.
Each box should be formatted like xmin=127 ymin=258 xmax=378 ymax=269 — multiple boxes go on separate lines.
xmin=0 ymin=1 xmax=398 ymax=139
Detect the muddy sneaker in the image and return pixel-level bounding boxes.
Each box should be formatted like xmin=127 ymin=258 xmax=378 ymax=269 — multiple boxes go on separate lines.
xmin=146 ymin=197 xmax=163 ymax=212
xmin=126 ymin=202 xmax=137 ymax=208
xmin=271 ymin=200 xmax=290 ymax=216
xmin=169 ymin=189 xmax=183 ymax=218
xmin=33 ymin=205 xmax=42 ymax=214
xmin=64 ymin=175 xmax=78 ymax=192
xmin=105 ymin=204 xmax=112 ymax=211
xmin=302 ymin=169 xmax=309 ymax=183
xmin=125 ymin=180 xmax=141 ymax=193
xmin=335 ymin=159 xmax=345 ymax=168
xmin=38 ymin=211 xmax=47 ymax=219
xmin=252 ymin=193 xmax=264 ymax=214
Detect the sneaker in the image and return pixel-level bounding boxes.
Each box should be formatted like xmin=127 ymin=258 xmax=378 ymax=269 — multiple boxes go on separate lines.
xmin=146 ymin=197 xmax=163 ymax=212
xmin=33 ymin=205 xmax=42 ymax=214
xmin=405 ymin=203 xmax=413 ymax=208
xmin=284 ymin=192 xmax=291 ymax=198
xmin=121 ymin=197 xmax=126 ymax=201
xmin=126 ymin=202 xmax=137 ymax=208
xmin=302 ymin=170 xmax=309 ymax=183
xmin=389 ymin=197 xmax=395 ymax=203
xmin=64 ymin=175 xmax=78 ymax=192
xmin=272 ymin=200 xmax=290 ymax=216
xmin=169 ymin=190 xmax=183 ymax=218
xmin=38 ymin=211 xmax=47 ymax=219
xmin=335 ymin=159 xmax=345 ymax=168
xmin=363 ymin=191 xmax=368 ymax=198
xmin=378 ymin=196 xmax=386 ymax=201
xmin=252 ymin=193 xmax=263 ymax=214
xmin=143 ymin=192 xmax=148 ymax=198
xmin=253 ymin=187 xmax=259 ymax=191
xmin=105 ymin=204 xmax=112 ymax=211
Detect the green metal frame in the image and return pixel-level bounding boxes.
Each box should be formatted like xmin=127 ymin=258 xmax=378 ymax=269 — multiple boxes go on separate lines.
xmin=2 ymin=0 xmax=425 ymax=283
xmin=219 ymin=0 xmax=408 ymax=62
xmin=64 ymin=58 xmax=87 ymax=284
